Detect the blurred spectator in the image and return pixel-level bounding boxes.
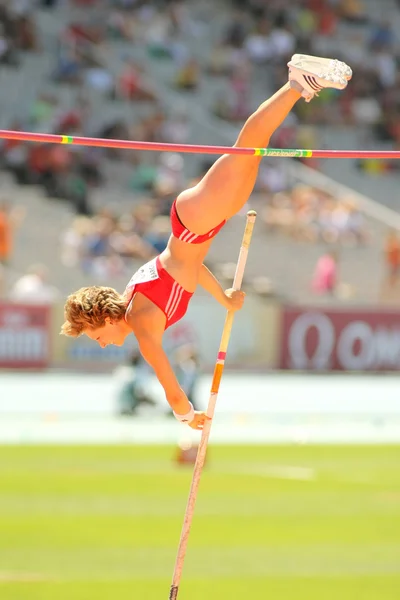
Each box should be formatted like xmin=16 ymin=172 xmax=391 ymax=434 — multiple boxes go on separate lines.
xmin=255 ymin=161 xmax=289 ymax=194
xmin=213 ymin=59 xmax=252 ymax=122
xmin=229 ymin=59 xmax=252 ymax=120
xmin=107 ymin=9 xmax=134 ymax=41
xmin=268 ymin=12 xmax=296 ymax=61
xmin=0 ymin=1 xmax=42 ymax=65
xmin=85 ymin=65 xmax=114 ymax=95
xmin=338 ymin=0 xmax=369 ymax=25
xmin=0 ymin=201 xmax=25 ymax=266
xmin=10 ymin=264 xmax=61 ymax=304
xmin=244 ymin=16 xmax=272 ymax=65
xmin=315 ymin=3 xmax=338 ymax=37
xmin=60 ymin=216 xmax=93 ymax=268
xmin=29 ymin=93 xmax=59 ymax=129
xmin=173 ymin=342 xmax=201 ymax=410
xmin=116 ymin=59 xmax=158 ymax=102
xmin=63 ymin=165 xmax=93 ymax=215
xmin=53 ymin=44 xmax=83 ymax=84
xmin=0 ymin=202 xmax=14 ymax=266
xmin=15 ymin=13 xmax=40 ymax=51
xmin=153 ymin=152 xmax=184 ymax=197
xmin=145 ymin=9 xmax=175 ymax=59
xmin=115 ymin=349 xmax=157 ymax=416
xmin=115 ymin=339 xmax=200 ymax=416
xmin=369 ymin=19 xmax=394 ymax=50
xmin=0 ymin=23 xmax=19 ymax=66
xmin=52 ymin=18 xmax=109 ymax=86
xmin=223 ymin=8 xmax=248 ymax=49
xmin=384 ymin=229 xmax=400 ymax=288
xmin=206 ymin=41 xmax=240 ymax=76
xmin=143 ymin=215 xmax=171 ymax=253
xmin=160 ymin=107 xmax=189 ymax=144
xmin=41 ymin=0 xmax=59 ymax=7
xmin=312 ymin=250 xmax=338 ymax=295
xmin=174 ymin=56 xmax=200 ymax=91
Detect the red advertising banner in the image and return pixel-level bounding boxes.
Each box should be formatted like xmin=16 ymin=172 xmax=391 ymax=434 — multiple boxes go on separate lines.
xmin=0 ymin=303 xmax=51 ymax=369
xmin=280 ymin=307 xmax=400 ymax=371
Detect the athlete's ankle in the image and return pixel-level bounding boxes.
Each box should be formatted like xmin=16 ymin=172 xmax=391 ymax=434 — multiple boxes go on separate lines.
xmin=289 ymin=80 xmax=304 ymax=95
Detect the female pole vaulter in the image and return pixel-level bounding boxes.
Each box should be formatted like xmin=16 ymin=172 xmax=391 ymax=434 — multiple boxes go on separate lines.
xmin=61 ymin=54 xmax=352 ymax=429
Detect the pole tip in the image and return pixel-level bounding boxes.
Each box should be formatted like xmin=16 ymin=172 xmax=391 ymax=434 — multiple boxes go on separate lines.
xmin=247 ymin=210 xmax=257 ymax=217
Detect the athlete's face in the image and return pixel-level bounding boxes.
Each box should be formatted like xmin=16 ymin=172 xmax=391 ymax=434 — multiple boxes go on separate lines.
xmin=85 ymin=318 xmax=129 ymax=348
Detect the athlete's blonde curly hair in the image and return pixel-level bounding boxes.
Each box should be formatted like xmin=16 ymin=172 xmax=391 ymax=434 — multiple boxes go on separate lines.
xmin=61 ymin=286 xmax=127 ymax=337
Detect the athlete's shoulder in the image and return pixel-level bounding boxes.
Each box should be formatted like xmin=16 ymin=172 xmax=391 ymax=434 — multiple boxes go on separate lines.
xmin=126 ymin=293 xmax=166 ymax=336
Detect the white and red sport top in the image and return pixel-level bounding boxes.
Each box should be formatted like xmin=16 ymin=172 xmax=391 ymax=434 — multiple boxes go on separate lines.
xmin=124 ymin=256 xmax=193 ymax=329
xmin=124 ymin=202 xmax=225 ymax=329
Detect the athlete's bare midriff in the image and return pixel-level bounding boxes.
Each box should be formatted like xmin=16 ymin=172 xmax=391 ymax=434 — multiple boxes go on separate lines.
xmin=158 ymin=234 xmax=213 ymax=292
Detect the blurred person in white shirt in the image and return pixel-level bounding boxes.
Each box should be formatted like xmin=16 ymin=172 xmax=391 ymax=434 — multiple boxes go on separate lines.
xmin=10 ymin=264 xmax=61 ymax=305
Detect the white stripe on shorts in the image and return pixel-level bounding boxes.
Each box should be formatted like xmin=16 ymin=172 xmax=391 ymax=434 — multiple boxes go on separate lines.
xmin=165 ymin=281 xmax=180 ymax=316
xmin=167 ymin=286 xmax=184 ymax=321
xmin=179 ymin=229 xmax=198 ymax=243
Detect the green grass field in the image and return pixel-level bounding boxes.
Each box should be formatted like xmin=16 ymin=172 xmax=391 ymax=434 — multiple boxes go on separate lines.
xmin=0 ymin=444 xmax=399 ymax=600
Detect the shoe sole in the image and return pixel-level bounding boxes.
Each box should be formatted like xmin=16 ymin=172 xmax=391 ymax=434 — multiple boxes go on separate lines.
xmin=288 ymin=58 xmax=349 ymax=90
xmin=290 ymin=53 xmax=352 ymax=81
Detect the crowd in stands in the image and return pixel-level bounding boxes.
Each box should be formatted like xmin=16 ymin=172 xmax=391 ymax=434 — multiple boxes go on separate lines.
xmin=93 ymin=0 xmax=400 ymax=155
xmin=57 ymin=171 xmax=372 ymax=287
xmin=205 ymin=0 xmax=400 ymax=175
xmin=60 ymin=196 xmax=172 ymax=280
xmin=4 ymin=0 xmax=400 ymax=209
xmin=259 ymin=182 xmax=370 ymax=247
xmin=0 ymin=0 xmax=192 ymax=215
xmin=1 ymin=0 xmax=399 ymax=304
xmin=0 ymin=92 xmax=188 ymax=217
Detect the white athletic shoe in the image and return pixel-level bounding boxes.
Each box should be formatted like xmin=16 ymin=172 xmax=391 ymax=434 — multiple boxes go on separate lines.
xmin=291 ymin=53 xmax=353 ymax=81
xmin=287 ymin=54 xmax=351 ymax=103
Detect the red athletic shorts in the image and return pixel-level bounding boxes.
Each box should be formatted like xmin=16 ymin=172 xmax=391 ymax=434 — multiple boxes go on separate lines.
xmin=170 ymin=199 xmax=226 ymax=244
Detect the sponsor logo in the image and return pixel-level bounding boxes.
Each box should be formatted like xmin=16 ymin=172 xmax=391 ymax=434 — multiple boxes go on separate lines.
xmin=282 ymin=309 xmax=400 ymax=371
xmin=266 ymin=150 xmax=300 ymax=157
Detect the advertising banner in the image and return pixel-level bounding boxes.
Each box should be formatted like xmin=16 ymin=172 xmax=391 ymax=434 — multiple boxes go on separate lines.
xmin=281 ymin=307 xmax=400 ymax=371
xmin=0 ymin=303 xmax=51 ymax=369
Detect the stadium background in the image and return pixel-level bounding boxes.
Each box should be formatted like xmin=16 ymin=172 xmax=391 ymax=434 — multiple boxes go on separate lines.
xmin=0 ymin=1 xmax=400 ymax=599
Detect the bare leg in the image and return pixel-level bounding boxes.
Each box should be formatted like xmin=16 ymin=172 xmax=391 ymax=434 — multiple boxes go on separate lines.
xmin=176 ymin=82 xmax=302 ymax=233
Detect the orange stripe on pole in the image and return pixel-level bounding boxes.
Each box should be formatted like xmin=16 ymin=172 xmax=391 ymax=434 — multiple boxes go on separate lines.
xmin=210 ymin=363 xmax=225 ymax=395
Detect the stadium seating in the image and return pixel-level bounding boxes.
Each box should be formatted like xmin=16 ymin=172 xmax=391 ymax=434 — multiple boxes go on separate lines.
xmin=1 ymin=0 xmax=399 ymax=306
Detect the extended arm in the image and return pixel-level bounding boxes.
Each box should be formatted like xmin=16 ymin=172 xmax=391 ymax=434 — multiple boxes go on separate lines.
xmin=137 ymin=332 xmax=190 ymax=414
xmin=137 ymin=333 xmax=210 ymax=430
xmin=198 ymin=264 xmax=231 ymax=308
xmin=129 ymin=303 xmax=210 ymax=430
xmin=198 ymin=264 xmax=245 ymax=311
